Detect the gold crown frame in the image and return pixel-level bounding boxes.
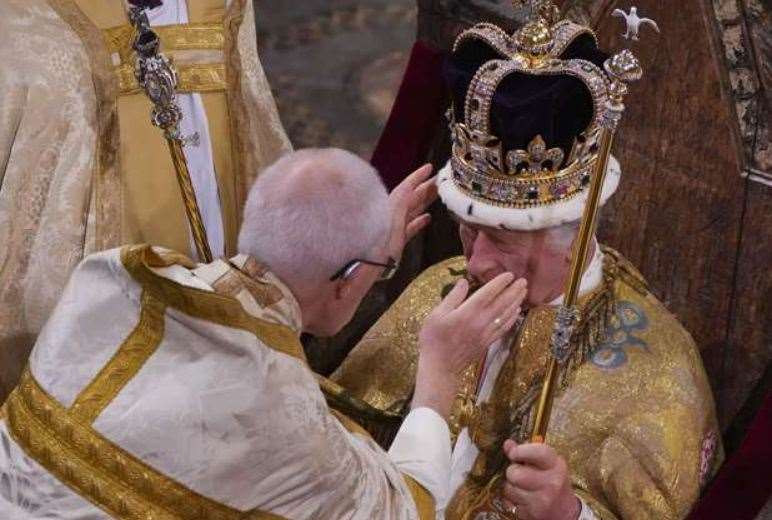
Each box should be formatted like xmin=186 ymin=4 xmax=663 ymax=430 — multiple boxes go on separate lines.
xmin=448 ymin=16 xmax=614 ymax=208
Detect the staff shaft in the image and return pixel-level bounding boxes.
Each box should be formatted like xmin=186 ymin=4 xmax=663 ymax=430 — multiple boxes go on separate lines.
xmin=167 ymin=138 xmax=213 ymax=263
xmin=530 ymin=128 xmax=615 ymax=442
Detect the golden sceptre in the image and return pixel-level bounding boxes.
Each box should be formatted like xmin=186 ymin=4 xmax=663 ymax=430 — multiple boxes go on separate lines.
xmin=530 ymin=49 xmax=644 ymax=443
xmin=128 ymin=2 xmax=213 ymax=263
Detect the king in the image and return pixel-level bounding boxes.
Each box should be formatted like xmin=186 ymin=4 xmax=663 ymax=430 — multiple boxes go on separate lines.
xmin=333 ymin=2 xmax=723 ymax=518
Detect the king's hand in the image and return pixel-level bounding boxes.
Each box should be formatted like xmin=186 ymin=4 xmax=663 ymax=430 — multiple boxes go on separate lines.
xmin=502 ymin=439 xmax=581 ymax=520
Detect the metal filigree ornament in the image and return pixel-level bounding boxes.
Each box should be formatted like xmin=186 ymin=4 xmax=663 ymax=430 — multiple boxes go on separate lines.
xmin=600 ymin=49 xmax=643 ymax=130
xmin=130 ymin=7 xmax=196 ymax=144
xmin=508 ymin=135 xmax=565 ymax=175
xmin=551 ymin=305 xmax=581 ymax=363
xmin=127 ymin=4 xmax=213 ymax=262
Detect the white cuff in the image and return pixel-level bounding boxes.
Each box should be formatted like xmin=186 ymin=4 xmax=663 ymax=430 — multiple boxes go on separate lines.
xmin=578 ymin=497 xmax=598 ymax=520
xmin=388 ymin=407 xmax=452 ymax=508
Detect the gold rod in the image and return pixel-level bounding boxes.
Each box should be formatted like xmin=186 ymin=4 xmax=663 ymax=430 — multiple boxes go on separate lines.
xmin=128 ymin=6 xmax=214 ymax=264
xmin=167 ymin=139 xmax=213 ymax=263
xmin=530 ymin=128 xmax=616 ymax=443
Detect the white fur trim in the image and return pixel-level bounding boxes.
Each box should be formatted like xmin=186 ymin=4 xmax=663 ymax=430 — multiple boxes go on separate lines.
xmin=436 ymin=156 xmax=621 ymax=230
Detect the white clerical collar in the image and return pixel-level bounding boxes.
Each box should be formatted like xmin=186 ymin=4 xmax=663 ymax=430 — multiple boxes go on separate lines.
xmin=547 ymin=239 xmax=604 ymax=307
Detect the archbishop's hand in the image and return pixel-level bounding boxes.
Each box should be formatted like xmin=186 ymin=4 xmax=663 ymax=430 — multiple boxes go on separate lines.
xmin=501 ymin=439 xmax=581 ymax=520
xmin=386 ymin=164 xmax=438 ymax=261
xmin=412 ymin=273 xmax=527 ymax=419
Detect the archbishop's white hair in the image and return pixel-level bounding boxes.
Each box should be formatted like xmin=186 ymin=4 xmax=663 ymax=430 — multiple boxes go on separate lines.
xmin=238 ymin=148 xmax=391 ymax=285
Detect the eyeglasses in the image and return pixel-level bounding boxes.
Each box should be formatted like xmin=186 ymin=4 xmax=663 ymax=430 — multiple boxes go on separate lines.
xmin=329 ymin=256 xmax=398 ymax=282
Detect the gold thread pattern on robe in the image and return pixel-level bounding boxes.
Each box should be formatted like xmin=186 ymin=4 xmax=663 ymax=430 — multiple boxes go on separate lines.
xmin=121 ymin=245 xmax=305 ymax=363
xmin=5 ymin=369 xmax=288 ymax=520
xmin=333 ymin=246 xmax=723 ymax=520
xmin=46 ymin=0 xmax=124 ymax=252
xmin=103 ymin=22 xmax=228 ymax=95
xmin=69 ymin=290 xmax=166 ymax=424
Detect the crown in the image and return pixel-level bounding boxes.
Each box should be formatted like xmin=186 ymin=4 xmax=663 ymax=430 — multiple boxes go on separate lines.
xmin=448 ymin=1 xmax=626 ymax=209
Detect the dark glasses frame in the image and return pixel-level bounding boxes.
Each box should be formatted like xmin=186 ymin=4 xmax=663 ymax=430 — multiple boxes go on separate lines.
xmin=329 ymin=256 xmax=398 ymax=282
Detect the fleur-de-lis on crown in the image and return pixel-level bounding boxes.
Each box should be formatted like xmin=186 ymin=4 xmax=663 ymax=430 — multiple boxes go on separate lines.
xmin=506 ymin=135 xmax=565 ymax=175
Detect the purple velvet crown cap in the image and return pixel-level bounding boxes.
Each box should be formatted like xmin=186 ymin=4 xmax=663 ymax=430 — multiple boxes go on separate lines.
xmin=128 ymin=0 xmax=163 ymax=9
xmin=445 ymin=33 xmax=608 ymax=169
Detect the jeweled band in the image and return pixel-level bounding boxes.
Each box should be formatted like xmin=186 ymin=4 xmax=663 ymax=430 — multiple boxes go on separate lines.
xmin=449 ymin=152 xmax=594 ymax=209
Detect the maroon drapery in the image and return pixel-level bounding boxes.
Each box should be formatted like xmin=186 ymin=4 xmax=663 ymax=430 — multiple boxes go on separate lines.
xmin=687 ymin=392 xmax=772 ymax=519
xmin=371 ymin=40 xmax=448 ymax=191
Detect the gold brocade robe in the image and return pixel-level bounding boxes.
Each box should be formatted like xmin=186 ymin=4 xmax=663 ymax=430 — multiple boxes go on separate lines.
xmin=333 ymin=247 xmax=724 ymax=519
xmin=0 ymin=0 xmax=291 ymax=399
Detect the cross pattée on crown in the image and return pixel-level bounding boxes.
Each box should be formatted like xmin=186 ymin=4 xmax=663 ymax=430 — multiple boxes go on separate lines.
xmin=468 ymin=129 xmax=504 ymax=173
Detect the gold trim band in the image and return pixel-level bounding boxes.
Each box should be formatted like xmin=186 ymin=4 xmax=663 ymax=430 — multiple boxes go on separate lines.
xmin=115 ymin=62 xmax=227 ymax=95
xmin=153 ymin=23 xmax=226 ymax=50
xmin=70 ymin=290 xmax=166 ymax=424
xmin=121 ymin=245 xmax=306 ymax=363
xmin=103 ymin=22 xmax=228 ymax=95
xmin=5 ymin=369 xmax=287 ymax=520
xmin=103 ymin=22 xmax=225 ymax=61
xmin=404 ymin=476 xmax=437 ymax=520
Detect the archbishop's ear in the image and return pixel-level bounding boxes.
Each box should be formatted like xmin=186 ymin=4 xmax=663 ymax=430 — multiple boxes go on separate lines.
xmin=333 ymin=274 xmax=355 ymax=301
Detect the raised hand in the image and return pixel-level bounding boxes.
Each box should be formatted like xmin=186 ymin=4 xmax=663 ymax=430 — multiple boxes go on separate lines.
xmin=412 ymin=273 xmax=527 ymax=419
xmin=386 ymin=164 xmax=438 ymax=260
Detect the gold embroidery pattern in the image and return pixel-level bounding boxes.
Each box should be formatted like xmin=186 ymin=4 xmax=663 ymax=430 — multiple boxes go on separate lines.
xmin=103 ymin=23 xmax=225 ymax=56
xmin=5 ymin=369 xmax=287 ymax=520
xmin=115 ymin=62 xmax=227 ymax=95
xmin=213 ymin=266 xmax=284 ymax=308
xmin=447 ymin=262 xmax=618 ymax=519
xmin=153 ymin=23 xmax=226 ymax=50
xmin=70 ymin=290 xmax=166 ymax=424
xmin=103 ymin=22 xmax=228 ymax=95
xmin=121 ymin=245 xmax=305 ymax=363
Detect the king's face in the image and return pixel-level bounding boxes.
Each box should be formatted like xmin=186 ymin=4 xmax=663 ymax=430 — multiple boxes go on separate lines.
xmin=453 ymin=215 xmax=574 ymax=307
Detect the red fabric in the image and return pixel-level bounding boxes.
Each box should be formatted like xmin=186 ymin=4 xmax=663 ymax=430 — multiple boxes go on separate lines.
xmin=688 ymin=391 xmax=772 ymax=519
xmin=371 ymin=40 xmax=448 ymax=191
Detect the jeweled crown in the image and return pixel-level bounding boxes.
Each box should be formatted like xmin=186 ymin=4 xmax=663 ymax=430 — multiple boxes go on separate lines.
xmin=449 ymin=1 xmax=630 ymax=208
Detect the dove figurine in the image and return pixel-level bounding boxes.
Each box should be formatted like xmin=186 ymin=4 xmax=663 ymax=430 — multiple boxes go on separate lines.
xmin=613 ymin=7 xmax=660 ymax=40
